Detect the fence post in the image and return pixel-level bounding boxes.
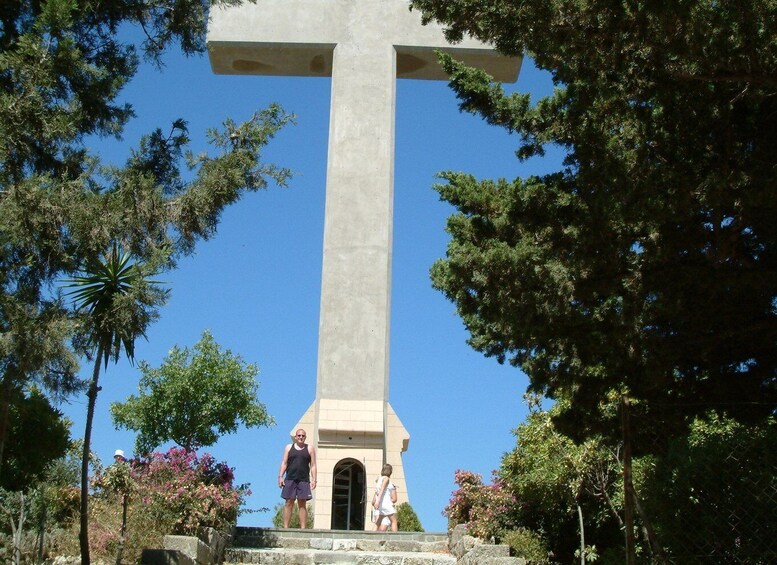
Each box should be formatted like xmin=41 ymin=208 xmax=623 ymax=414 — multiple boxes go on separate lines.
xmin=622 ymin=395 xmax=636 ymax=565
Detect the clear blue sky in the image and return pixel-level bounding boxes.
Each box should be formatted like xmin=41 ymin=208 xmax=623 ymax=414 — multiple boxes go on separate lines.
xmin=59 ymin=37 xmax=562 ymax=533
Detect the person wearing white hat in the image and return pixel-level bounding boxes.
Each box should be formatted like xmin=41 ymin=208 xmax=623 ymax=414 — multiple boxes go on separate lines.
xmin=113 ymin=449 xmax=126 ymax=462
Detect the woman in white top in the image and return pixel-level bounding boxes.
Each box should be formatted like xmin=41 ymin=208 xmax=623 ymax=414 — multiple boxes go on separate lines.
xmin=372 ymin=463 xmax=398 ymax=531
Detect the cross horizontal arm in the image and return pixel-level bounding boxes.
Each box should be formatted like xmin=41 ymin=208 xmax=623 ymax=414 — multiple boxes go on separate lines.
xmin=207 ymin=0 xmax=520 ymax=81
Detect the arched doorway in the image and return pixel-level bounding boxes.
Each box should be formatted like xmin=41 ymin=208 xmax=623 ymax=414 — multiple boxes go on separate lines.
xmin=330 ymin=459 xmax=366 ymax=530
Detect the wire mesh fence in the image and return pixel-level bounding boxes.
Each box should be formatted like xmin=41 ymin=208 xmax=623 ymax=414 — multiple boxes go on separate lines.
xmin=624 ymin=401 xmax=777 ymax=564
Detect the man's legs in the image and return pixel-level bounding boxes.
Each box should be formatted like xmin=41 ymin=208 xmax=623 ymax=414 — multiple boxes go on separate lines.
xmin=297 ymin=498 xmax=308 ymax=528
xmin=282 ymin=498 xmax=295 ymax=528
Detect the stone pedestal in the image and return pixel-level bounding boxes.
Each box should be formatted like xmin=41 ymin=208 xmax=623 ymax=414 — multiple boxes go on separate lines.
xmin=294 ymin=400 xmax=409 ymax=529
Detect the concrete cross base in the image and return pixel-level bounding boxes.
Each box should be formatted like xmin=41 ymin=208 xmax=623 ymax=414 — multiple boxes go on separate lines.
xmin=294 ymin=400 xmax=409 ymax=530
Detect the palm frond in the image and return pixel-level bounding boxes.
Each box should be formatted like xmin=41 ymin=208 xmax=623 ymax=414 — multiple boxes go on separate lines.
xmin=64 ymin=244 xmax=166 ymax=368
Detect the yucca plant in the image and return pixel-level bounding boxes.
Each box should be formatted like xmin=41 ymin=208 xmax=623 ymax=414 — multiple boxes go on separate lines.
xmin=65 ymin=244 xmax=167 ymax=565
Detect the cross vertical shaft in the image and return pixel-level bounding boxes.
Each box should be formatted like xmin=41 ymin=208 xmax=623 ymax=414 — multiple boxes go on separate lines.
xmin=317 ymin=38 xmax=396 ymax=403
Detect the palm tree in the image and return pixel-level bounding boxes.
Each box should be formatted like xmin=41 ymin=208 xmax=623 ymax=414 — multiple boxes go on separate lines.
xmin=66 ymin=244 xmax=167 ymax=565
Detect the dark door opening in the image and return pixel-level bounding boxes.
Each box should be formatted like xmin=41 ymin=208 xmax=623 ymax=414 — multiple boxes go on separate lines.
xmin=330 ymin=459 xmax=366 ymax=530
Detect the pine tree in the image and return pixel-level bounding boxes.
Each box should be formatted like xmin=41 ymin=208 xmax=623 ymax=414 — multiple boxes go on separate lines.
xmin=1 ymin=2 xmax=292 ymax=562
xmin=410 ymin=0 xmax=777 ymax=443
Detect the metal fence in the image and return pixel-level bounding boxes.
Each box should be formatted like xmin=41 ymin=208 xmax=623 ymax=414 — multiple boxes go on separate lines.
xmin=623 ymin=399 xmax=777 ymax=564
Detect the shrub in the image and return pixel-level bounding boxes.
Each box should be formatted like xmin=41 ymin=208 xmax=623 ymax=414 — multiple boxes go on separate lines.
xmin=130 ymin=447 xmax=248 ymax=535
xmin=271 ymin=502 xmax=314 ymax=528
xmin=51 ymin=447 xmax=250 ymax=563
xmin=396 ymin=502 xmax=423 ymax=531
xmin=0 ymin=450 xmax=81 ymax=563
xmin=444 ymin=469 xmax=519 ymax=540
xmin=501 ymin=528 xmax=552 ymax=564
xmin=444 ymin=470 xmax=484 ymax=530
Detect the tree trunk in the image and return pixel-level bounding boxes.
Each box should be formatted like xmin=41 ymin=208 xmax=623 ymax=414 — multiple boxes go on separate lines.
xmin=79 ymin=349 xmax=103 ymax=565
xmin=577 ymin=503 xmax=585 ymax=565
xmin=632 ymin=489 xmax=669 ymax=564
xmin=0 ymin=371 xmax=15 ymax=477
xmin=37 ymin=491 xmax=47 ymax=564
xmin=11 ymin=491 xmax=26 ymax=565
xmin=601 ymin=486 xmax=625 ymax=528
xmin=621 ymin=395 xmax=636 ymax=565
xmin=115 ymin=493 xmax=128 ymax=565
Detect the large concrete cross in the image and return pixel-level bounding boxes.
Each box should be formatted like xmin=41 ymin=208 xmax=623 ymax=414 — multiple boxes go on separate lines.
xmin=207 ymin=0 xmax=520 ymax=529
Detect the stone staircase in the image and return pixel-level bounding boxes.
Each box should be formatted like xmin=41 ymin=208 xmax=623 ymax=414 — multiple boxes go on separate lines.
xmin=222 ymin=526 xmax=526 ymax=565
xmin=141 ymin=526 xmax=524 ymax=565
xmin=224 ymin=527 xmax=457 ymax=565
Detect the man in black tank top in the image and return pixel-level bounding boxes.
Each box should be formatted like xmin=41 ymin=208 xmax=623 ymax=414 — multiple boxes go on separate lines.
xmin=278 ymin=428 xmax=317 ymax=528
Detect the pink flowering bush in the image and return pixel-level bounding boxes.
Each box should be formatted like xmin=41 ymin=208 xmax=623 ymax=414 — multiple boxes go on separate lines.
xmin=54 ymin=448 xmax=250 ymax=562
xmin=444 ymin=470 xmax=485 ymax=530
xmin=444 ymin=469 xmax=519 ymax=541
xmin=131 ymin=447 xmax=249 ymax=535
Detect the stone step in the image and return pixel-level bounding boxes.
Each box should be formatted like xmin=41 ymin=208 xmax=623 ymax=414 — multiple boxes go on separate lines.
xmin=226 ymin=547 xmax=456 ymax=565
xmin=227 ymin=528 xmax=455 ymax=565
xmin=225 ymin=526 xmax=526 ymax=565
xmin=233 ymin=528 xmax=448 ymax=551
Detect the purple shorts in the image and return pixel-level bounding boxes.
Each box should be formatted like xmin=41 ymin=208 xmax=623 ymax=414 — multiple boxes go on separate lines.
xmin=281 ymin=479 xmax=312 ymax=501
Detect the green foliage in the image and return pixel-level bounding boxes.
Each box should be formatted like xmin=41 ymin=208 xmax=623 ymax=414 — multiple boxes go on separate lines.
xmin=637 ymin=414 xmax=777 ymax=563
xmin=111 ymin=330 xmax=274 ymax=455
xmin=396 ymin=502 xmax=424 ymax=532
xmin=100 ymin=459 xmax=134 ymax=497
xmin=0 ymin=386 xmax=71 ymax=491
xmin=498 ymin=404 xmax=627 ymax=562
xmin=455 ymin=398 xmax=777 ymax=562
xmin=40 ymin=451 xmax=83 ymax=525
xmin=271 ymin=502 xmax=284 ymax=528
xmin=447 ymin=400 xmax=629 ymax=562
xmin=500 ymin=409 xmax=580 ymax=516
xmin=501 ymin=528 xmax=551 ymax=564
xmin=4 ymin=2 xmax=293 ymax=560
xmin=65 ymin=244 xmax=167 ymax=369
xmin=0 ymin=489 xmax=31 ymax=563
xmin=271 ymin=502 xmax=313 ymax=529
xmin=409 ymin=0 xmax=777 ymax=444
xmin=47 ymin=448 xmax=249 ymax=563
xmin=1 ymin=0 xmax=292 ymax=481
xmin=0 ymin=449 xmax=81 ymax=563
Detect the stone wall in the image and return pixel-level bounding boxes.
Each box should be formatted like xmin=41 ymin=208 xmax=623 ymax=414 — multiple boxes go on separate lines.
xmin=449 ymin=524 xmax=527 ymax=565
xmin=141 ymin=527 xmax=229 ymax=565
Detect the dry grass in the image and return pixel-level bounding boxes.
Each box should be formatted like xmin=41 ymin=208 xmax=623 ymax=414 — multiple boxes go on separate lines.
xmin=48 ymin=494 xmax=171 ymax=563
